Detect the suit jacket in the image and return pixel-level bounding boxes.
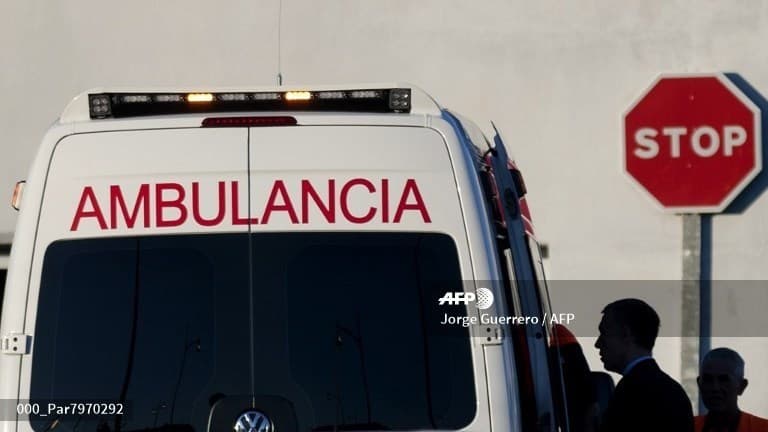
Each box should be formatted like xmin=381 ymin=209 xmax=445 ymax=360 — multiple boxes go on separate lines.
xmin=600 ymin=358 xmax=694 ymax=432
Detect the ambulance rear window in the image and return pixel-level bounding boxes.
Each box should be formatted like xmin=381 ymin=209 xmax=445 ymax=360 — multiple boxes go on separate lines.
xmin=30 ymin=232 xmax=475 ymax=431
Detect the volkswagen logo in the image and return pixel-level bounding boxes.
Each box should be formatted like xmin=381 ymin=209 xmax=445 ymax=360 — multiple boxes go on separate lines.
xmin=233 ymin=410 xmax=274 ymax=432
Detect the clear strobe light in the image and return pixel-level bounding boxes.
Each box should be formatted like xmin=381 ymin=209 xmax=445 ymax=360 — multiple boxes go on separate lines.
xmin=89 ymin=94 xmax=112 ymax=118
xmin=121 ymin=95 xmax=151 ymax=103
xmin=350 ymin=90 xmax=381 ymax=99
xmin=316 ymin=91 xmax=346 ymax=99
xmin=218 ymin=93 xmax=250 ymax=102
xmin=389 ymin=89 xmax=411 ymax=111
xmin=155 ymin=94 xmax=184 ymax=102
xmin=252 ymin=92 xmax=281 ymax=100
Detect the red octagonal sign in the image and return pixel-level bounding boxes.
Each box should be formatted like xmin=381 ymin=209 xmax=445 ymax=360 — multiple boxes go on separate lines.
xmin=624 ymin=74 xmax=762 ymax=213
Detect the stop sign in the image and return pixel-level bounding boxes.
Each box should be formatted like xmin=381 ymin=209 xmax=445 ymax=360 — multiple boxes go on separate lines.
xmin=624 ymin=74 xmax=762 ymax=213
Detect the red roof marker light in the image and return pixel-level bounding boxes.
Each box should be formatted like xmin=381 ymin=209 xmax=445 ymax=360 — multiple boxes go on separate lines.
xmin=201 ymin=116 xmax=298 ymax=127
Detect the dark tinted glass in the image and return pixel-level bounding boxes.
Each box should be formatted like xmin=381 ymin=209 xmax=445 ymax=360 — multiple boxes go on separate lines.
xmin=250 ymin=233 xmax=475 ymax=430
xmin=32 ymin=235 xmax=250 ymax=432
xmin=31 ymin=233 xmax=475 ymax=432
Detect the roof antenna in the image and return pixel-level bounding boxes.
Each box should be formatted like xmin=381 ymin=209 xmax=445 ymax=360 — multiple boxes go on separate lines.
xmin=277 ymin=0 xmax=283 ymax=86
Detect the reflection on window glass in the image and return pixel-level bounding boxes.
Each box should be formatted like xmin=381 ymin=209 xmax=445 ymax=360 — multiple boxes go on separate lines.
xmin=32 ymin=235 xmax=249 ymax=432
xmin=256 ymin=233 xmax=475 ymax=430
xmin=31 ymin=233 xmax=475 ymax=432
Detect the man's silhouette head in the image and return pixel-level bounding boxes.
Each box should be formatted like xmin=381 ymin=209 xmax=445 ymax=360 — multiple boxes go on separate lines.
xmin=697 ymin=348 xmax=748 ymax=415
xmin=595 ymin=298 xmax=659 ymax=374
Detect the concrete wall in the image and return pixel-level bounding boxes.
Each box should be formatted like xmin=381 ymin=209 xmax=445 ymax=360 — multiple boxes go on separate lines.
xmin=2 ymin=0 xmax=767 ymax=417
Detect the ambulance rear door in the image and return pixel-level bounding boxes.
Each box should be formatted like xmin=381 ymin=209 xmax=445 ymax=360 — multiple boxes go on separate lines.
xmin=487 ymin=126 xmax=560 ymax=432
xmin=19 ymin=127 xmax=252 ymax=432
xmin=232 ymin=124 xmax=487 ymax=431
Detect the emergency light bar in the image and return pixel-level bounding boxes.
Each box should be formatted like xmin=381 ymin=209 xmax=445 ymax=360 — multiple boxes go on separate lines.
xmin=88 ymin=88 xmax=411 ymax=119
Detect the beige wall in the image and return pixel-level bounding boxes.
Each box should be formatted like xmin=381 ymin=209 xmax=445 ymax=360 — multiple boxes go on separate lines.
xmin=2 ymin=0 xmax=767 ymax=416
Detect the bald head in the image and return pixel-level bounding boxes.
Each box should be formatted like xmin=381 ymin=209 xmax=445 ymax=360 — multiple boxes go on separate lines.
xmin=701 ymin=348 xmax=745 ymax=379
xmin=698 ymin=348 xmax=748 ymax=414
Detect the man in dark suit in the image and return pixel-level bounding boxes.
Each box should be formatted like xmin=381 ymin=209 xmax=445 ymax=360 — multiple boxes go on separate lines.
xmin=595 ymin=298 xmax=694 ymax=432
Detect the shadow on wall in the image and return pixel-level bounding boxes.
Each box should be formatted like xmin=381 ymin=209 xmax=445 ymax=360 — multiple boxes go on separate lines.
xmin=723 ymin=73 xmax=768 ymax=214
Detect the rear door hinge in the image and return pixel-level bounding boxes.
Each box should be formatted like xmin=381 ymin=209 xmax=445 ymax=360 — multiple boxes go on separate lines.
xmin=480 ymin=325 xmax=504 ymax=345
xmin=1 ymin=333 xmax=32 ymax=355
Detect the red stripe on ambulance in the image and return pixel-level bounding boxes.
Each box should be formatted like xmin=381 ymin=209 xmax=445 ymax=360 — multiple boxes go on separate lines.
xmin=70 ymin=178 xmax=432 ymax=231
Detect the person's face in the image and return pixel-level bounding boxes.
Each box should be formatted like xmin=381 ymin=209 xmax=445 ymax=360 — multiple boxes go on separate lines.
xmin=697 ymin=358 xmax=747 ymax=413
xmin=594 ymin=312 xmax=631 ymax=373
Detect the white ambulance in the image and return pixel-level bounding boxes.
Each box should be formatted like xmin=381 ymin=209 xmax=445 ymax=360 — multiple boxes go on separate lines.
xmin=1 ymin=85 xmax=597 ymax=432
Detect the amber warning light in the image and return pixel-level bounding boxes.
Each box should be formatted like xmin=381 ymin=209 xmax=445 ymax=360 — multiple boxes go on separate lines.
xmin=187 ymin=93 xmax=214 ymax=103
xmin=11 ymin=181 xmax=26 ymax=211
xmin=285 ymin=91 xmax=312 ymax=101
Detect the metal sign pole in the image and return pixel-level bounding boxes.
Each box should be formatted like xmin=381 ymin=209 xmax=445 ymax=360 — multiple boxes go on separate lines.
xmin=681 ymin=213 xmax=701 ymax=413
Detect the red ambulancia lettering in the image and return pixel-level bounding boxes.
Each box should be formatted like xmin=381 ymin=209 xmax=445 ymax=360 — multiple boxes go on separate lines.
xmin=231 ymin=181 xmax=258 ymax=225
xmin=110 ymin=184 xmax=150 ymax=229
xmin=340 ymin=178 xmax=377 ymax=224
xmin=156 ymin=183 xmax=187 ymax=228
xmin=71 ymin=186 xmax=107 ymax=231
xmin=381 ymin=179 xmax=390 ymax=223
xmin=69 ymin=178 xmax=432 ymax=231
xmin=393 ymin=179 xmax=431 ymax=223
xmin=261 ymin=180 xmax=299 ymax=224
xmin=301 ymin=179 xmax=335 ymax=223
xmin=192 ymin=182 xmax=226 ymax=226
